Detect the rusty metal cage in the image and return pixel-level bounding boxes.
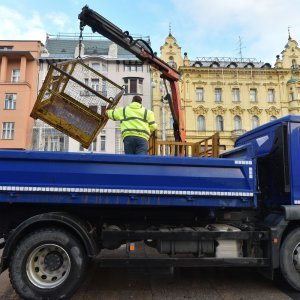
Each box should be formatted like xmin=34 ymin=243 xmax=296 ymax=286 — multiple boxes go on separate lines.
xmin=31 ymin=59 xmax=124 ymax=148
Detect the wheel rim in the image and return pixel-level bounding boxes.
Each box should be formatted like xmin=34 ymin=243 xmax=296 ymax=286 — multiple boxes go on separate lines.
xmin=292 ymin=243 xmax=300 ymax=272
xmin=26 ymin=243 xmax=71 ymax=289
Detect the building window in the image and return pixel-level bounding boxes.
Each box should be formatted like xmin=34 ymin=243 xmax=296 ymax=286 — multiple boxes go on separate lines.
xmin=290 ymin=92 xmax=295 ymax=101
xmin=267 ymin=89 xmax=275 ymax=102
xmin=216 ymin=115 xmax=224 ymax=131
xmin=232 ymin=88 xmax=240 ymax=102
xmin=168 ymin=56 xmax=177 ymax=68
xmin=12 ymin=69 xmax=20 ymax=82
xmin=124 ymin=77 xmax=143 ymax=94
xmin=2 ymin=122 xmax=15 ymax=139
xmin=88 ymin=138 xmax=97 ymax=152
xmin=234 ymin=115 xmax=242 ymax=130
xmin=197 ymin=115 xmax=206 ymax=131
xmin=251 ymin=115 xmax=260 ymax=129
xmin=270 ymin=116 xmax=277 ymax=121
xmin=124 ymin=63 xmax=143 ymax=72
xmin=89 ymin=105 xmax=98 ymax=112
xmin=215 ymin=88 xmax=222 ymax=102
xmin=250 ymin=88 xmax=257 ymax=102
xmin=196 ymin=88 xmax=204 ymax=102
xmin=100 ymin=135 xmax=106 ymax=151
xmin=91 ymin=79 xmax=99 ymax=91
xmin=4 ymin=93 xmax=16 ymax=110
xmin=44 ymin=136 xmax=65 ymax=151
xmin=91 ymin=63 xmax=100 ymax=72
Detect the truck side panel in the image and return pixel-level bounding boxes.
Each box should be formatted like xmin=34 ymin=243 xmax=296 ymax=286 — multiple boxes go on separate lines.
xmin=0 ymin=150 xmax=256 ymax=208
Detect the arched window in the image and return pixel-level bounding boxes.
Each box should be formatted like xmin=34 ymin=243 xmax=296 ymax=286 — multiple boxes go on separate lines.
xmin=197 ymin=115 xmax=206 ymax=131
xmin=216 ymin=115 xmax=224 ymax=131
xmin=270 ymin=115 xmax=277 ymax=121
xmin=168 ymin=56 xmax=177 ymax=68
xmin=234 ymin=115 xmax=242 ymax=130
xmin=251 ymin=115 xmax=260 ymax=129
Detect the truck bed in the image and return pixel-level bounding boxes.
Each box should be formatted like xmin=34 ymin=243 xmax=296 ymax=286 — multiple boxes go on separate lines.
xmin=0 ymin=150 xmax=256 ymax=208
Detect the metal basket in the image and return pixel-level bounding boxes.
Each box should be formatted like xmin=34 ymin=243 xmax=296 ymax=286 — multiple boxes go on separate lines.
xmin=31 ymin=59 xmax=124 ymax=148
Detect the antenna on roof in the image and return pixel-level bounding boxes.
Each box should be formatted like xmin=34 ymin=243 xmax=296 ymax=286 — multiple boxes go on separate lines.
xmin=169 ymin=22 xmax=172 ymax=36
xmin=288 ymin=26 xmax=292 ymax=40
xmin=237 ymin=36 xmax=245 ymax=61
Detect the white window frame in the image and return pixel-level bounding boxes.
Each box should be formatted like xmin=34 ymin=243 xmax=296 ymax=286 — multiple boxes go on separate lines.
xmin=232 ymin=88 xmax=240 ymax=102
xmin=4 ymin=93 xmax=16 ymax=110
xmin=100 ymin=135 xmax=106 ymax=151
xmin=91 ymin=78 xmax=100 ymax=91
xmin=250 ymin=88 xmax=257 ymax=102
xmin=215 ymin=88 xmax=222 ymax=102
xmin=197 ymin=115 xmax=205 ymax=131
xmin=216 ymin=115 xmax=224 ymax=131
xmin=2 ymin=122 xmax=15 ymax=139
xmin=124 ymin=77 xmax=143 ymax=95
xmin=234 ymin=115 xmax=242 ymax=130
xmin=251 ymin=116 xmax=260 ymax=129
xmin=267 ymin=89 xmax=275 ymax=102
xmin=12 ymin=69 xmax=20 ymax=82
xmin=196 ymin=88 xmax=204 ymax=102
xmin=91 ymin=63 xmax=100 ymax=72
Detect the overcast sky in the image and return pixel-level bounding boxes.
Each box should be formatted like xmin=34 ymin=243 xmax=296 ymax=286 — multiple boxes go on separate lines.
xmin=0 ymin=0 xmax=299 ymax=65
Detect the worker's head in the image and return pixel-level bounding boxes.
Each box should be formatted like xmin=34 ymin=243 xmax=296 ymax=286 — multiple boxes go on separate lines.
xmin=132 ymin=95 xmax=142 ymax=104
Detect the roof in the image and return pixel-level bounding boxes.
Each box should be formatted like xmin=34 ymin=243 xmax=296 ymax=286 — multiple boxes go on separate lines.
xmin=189 ymin=57 xmax=271 ymax=69
xmin=44 ymin=38 xmax=137 ymax=60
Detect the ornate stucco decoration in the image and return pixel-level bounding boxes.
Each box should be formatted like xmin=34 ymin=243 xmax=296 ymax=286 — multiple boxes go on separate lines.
xmin=212 ymin=106 xmax=227 ymax=115
xmin=263 ymin=82 xmax=278 ymax=86
xmin=229 ymin=106 xmax=245 ymax=115
xmin=246 ymin=82 xmax=260 ymax=86
xmin=227 ymin=81 xmax=243 ymax=86
xmin=193 ymin=105 xmax=209 ymax=115
xmin=265 ymin=106 xmax=280 ymax=116
xmin=210 ymin=80 xmax=224 ymax=86
xmin=192 ymin=80 xmax=207 ymax=85
xmin=247 ymin=106 xmax=262 ymax=115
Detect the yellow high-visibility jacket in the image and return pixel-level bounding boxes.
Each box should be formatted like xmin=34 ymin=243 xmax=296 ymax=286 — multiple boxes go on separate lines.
xmin=106 ymin=102 xmax=157 ymax=140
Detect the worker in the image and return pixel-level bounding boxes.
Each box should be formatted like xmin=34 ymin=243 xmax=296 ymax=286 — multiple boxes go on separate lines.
xmin=105 ymin=95 xmax=157 ymax=155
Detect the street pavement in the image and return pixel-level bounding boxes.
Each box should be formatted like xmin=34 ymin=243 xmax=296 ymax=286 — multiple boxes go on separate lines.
xmin=0 ymin=263 xmax=298 ymax=299
xmin=1 ymin=248 xmax=300 ymax=300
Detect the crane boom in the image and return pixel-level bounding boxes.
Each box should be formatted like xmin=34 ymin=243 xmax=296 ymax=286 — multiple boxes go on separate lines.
xmin=78 ymin=5 xmax=185 ymax=142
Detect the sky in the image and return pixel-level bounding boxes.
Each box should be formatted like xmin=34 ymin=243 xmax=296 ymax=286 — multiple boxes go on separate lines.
xmin=0 ymin=0 xmax=300 ymax=65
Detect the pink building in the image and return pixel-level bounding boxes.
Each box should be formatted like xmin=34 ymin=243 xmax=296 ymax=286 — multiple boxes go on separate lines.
xmin=0 ymin=40 xmax=43 ymax=149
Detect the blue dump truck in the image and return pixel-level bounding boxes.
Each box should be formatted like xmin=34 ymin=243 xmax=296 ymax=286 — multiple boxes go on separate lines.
xmin=0 ymin=115 xmax=300 ymax=299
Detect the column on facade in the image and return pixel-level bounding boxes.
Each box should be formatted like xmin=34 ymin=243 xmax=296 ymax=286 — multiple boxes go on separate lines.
xmin=0 ymin=56 xmax=8 ymax=82
xmin=20 ymin=56 xmax=27 ymax=82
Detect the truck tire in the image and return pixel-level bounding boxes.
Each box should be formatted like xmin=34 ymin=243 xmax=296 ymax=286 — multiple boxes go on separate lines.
xmin=9 ymin=227 xmax=87 ymax=300
xmin=280 ymin=227 xmax=300 ymax=291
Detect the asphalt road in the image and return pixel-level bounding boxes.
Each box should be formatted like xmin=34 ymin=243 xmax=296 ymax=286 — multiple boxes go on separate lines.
xmin=1 ymin=261 xmax=299 ymax=300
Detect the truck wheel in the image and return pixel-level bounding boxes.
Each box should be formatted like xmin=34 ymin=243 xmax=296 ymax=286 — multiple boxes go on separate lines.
xmin=280 ymin=228 xmax=300 ymax=291
xmin=9 ymin=227 xmax=87 ymax=300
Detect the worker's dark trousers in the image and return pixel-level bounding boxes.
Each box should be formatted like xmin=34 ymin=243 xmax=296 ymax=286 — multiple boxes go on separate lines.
xmin=123 ymin=136 xmax=148 ymax=155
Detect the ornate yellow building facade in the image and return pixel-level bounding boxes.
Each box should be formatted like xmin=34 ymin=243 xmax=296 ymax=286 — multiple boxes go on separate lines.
xmin=152 ymin=33 xmax=300 ymax=150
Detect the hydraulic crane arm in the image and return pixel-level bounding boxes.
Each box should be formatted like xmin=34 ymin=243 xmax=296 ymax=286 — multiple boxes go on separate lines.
xmin=78 ymin=5 xmax=185 ymax=142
